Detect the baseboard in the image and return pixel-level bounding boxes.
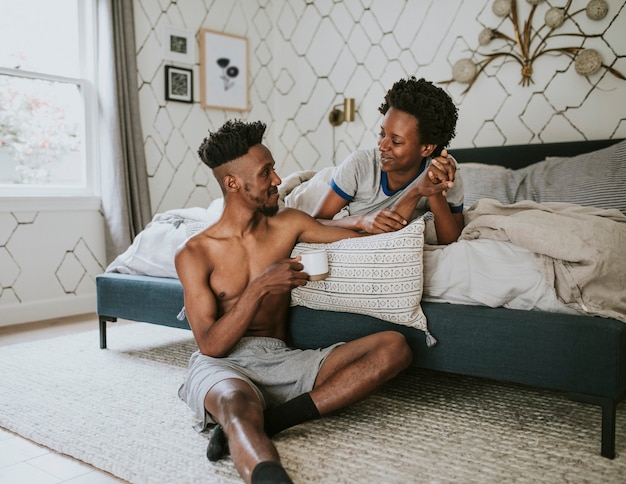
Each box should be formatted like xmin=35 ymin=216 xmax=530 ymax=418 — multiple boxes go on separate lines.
xmin=0 ymin=294 xmax=96 ymax=327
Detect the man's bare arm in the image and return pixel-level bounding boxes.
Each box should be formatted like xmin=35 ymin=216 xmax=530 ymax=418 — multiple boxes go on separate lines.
xmin=284 ymin=208 xmax=363 ymax=244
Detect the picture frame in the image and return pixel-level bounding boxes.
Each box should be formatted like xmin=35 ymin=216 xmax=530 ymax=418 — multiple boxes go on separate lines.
xmin=162 ymin=26 xmax=195 ymax=65
xmin=199 ymin=29 xmax=249 ymax=111
xmin=164 ymin=66 xmax=193 ymax=103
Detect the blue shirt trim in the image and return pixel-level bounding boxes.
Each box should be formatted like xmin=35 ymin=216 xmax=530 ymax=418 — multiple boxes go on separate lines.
xmin=330 ymin=179 xmax=353 ymax=201
xmin=450 ymin=203 xmax=464 ymax=213
xmin=381 ymin=160 xmax=427 ymax=196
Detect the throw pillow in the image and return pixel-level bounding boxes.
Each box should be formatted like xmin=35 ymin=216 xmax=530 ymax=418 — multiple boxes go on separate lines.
xmin=283 ymin=166 xmax=335 ymax=215
xmin=515 ymin=139 xmax=626 ymax=215
xmin=105 ymin=202 xmax=224 ymax=278
xmin=459 ymin=162 xmax=525 ymax=207
xmin=290 ymin=218 xmax=436 ymax=346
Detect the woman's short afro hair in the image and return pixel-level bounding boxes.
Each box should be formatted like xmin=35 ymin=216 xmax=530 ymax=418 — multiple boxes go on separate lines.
xmin=198 ymin=119 xmax=266 ymax=168
xmin=378 ymin=77 xmax=458 ymax=157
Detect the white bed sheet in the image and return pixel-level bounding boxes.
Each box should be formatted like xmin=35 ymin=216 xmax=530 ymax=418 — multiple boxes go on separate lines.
xmin=423 ymin=239 xmax=579 ymax=314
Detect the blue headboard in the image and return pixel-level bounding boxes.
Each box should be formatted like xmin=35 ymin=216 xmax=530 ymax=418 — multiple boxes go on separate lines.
xmin=451 ymin=139 xmax=623 ymax=170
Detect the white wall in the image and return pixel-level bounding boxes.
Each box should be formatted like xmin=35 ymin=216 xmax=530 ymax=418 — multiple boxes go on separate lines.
xmin=1 ymin=0 xmax=625 ymax=326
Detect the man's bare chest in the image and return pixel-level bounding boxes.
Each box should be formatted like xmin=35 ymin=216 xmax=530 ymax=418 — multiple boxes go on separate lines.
xmin=208 ymin=236 xmax=295 ymax=301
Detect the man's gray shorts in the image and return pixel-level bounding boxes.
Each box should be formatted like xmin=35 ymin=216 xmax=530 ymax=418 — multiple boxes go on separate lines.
xmin=178 ymin=336 xmax=342 ymax=430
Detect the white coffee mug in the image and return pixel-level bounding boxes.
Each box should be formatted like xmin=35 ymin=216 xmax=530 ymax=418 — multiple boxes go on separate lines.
xmin=300 ymin=249 xmax=329 ymax=281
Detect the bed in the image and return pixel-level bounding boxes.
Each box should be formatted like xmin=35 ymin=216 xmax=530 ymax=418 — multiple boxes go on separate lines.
xmin=96 ymin=138 xmax=626 ymax=458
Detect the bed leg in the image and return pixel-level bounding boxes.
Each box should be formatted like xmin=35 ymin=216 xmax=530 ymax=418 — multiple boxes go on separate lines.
xmin=99 ymin=315 xmax=117 ymax=350
xmin=569 ymin=393 xmax=617 ymax=459
xmin=601 ymin=400 xmax=617 ymax=459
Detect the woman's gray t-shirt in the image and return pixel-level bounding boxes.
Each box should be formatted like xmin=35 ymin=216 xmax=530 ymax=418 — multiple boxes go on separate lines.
xmin=330 ymin=147 xmax=464 ymax=221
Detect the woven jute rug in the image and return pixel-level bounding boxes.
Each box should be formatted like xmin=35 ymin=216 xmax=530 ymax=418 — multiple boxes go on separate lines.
xmin=1 ymin=323 xmax=625 ymax=483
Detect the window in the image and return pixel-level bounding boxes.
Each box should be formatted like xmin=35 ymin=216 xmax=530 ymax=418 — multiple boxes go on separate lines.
xmin=0 ymin=0 xmax=98 ymax=204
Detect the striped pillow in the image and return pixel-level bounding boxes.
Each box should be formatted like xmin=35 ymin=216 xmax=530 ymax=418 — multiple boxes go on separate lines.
xmin=459 ymin=163 xmax=525 ymax=207
xmin=515 ymin=140 xmax=626 ymax=214
xmin=290 ymin=218 xmax=436 ymax=346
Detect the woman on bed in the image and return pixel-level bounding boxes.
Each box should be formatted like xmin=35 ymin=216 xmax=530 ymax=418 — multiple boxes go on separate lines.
xmin=312 ymin=76 xmax=463 ymax=244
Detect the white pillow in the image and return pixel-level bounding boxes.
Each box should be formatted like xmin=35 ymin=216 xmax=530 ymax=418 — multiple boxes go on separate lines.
xmin=290 ymin=218 xmax=435 ymax=346
xmin=283 ymin=166 xmax=335 ymax=215
xmin=105 ymin=202 xmax=224 ymax=278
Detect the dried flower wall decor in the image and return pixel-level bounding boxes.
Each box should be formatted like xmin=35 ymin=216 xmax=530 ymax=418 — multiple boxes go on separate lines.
xmin=442 ymin=0 xmax=625 ymax=93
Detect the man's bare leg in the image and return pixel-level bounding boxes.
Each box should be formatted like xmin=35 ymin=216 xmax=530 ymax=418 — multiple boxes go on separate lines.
xmin=263 ymin=331 xmax=412 ymax=437
xmin=206 ymin=331 xmax=411 ymax=468
xmin=204 ymin=379 xmax=292 ymax=484
xmin=310 ymin=330 xmax=412 ymax=414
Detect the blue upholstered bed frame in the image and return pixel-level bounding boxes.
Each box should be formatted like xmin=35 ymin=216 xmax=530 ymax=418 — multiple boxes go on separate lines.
xmin=96 ymin=138 xmax=625 ymax=459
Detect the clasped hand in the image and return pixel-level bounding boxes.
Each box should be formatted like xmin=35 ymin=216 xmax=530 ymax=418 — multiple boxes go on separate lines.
xmin=422 ymin=148 xmax=456 ymax=196
xmin=360 ymin=150 xmax=456 ymax=234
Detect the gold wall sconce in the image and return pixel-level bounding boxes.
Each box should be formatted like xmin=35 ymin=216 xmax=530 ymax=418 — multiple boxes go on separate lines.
xmin=328 ymin=98 xmax=355 ymax=126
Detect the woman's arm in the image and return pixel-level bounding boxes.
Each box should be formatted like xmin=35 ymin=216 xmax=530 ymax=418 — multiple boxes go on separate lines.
xmin=391 ymin=151 xmax=463 ymax=243
xmin=312 ymin=189 xmax=407 ymax=233
xmin=426 ymin=194 xmax=464 ymax=244
xmin=312 ymin=189 xmax=349 ymax=221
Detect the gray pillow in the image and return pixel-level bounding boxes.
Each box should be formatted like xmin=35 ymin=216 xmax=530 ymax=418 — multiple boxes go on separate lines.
xmin=459 ymin=163 xmax=525 ymax=207
xmin=515 ymin=140 xmax=626 ymax=215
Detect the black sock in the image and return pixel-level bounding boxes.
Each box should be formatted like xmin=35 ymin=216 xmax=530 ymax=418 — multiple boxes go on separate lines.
xmin=263 ymin=393 xmax=320 ymax=437
xmin=251 ymin=461 xmax=293 ymax=484
xmin=206 ymin=424 xmax=228 ymax=462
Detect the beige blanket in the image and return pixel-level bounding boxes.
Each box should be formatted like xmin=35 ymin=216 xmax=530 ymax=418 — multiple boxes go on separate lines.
xmin=461 ymin=199 xmax=626 ymax=322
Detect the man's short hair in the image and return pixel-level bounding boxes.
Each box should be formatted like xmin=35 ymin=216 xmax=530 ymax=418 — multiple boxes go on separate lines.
xmin=378 ymin=77 xmax=458 ymax=157
xmin=198 ymin=119 xmax=266 ymax=168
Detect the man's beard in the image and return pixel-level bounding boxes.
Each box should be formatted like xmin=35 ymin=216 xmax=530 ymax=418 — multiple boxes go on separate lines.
xmin=258 ymin=204 xmax=279 ymax=216
xmin=245 ymin=185 xmax=279 ymax=217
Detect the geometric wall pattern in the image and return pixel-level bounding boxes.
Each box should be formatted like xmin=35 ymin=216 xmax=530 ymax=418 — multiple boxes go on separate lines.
xmin=2 ymin=0 xmax=625 ymax=325
xmin=134 ymin=0 xmax=626 ymax=214
xmin=0 ymin=209 xmax=106 ymax=326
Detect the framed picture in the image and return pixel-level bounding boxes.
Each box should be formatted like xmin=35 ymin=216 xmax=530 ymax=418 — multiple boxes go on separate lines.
xmin=165 ymin=66 xmax=193 ymax=103
xmin=199 ymin=29 xmax=249 ymax=111
xmin=162 ymin=26 xmax=195 ymax=65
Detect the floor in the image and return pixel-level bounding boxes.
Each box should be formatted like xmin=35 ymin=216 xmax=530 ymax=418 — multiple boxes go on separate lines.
xmin=0 ymin=314 xmax=127 ymax=484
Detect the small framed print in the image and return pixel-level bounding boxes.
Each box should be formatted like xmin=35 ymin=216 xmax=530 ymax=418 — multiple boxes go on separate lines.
xmin=165 ymin=66 xmax=193 ymax=103
xmin=199 ymin=29 xmax=249 ymax=111
xmin=162 ymin=26 xmax=195 ymax=65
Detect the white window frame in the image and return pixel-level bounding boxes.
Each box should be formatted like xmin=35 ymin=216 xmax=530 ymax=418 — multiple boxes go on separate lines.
xmin=0 ymin=0 xmax=100 ymax=212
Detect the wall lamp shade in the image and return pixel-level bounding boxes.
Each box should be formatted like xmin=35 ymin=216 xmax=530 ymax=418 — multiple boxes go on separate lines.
xmin=329 ymin=98 xmax=355 ymax=126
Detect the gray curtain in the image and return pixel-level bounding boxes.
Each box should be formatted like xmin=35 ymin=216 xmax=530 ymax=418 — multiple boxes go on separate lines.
xmin=98 ymin=0 xmax=152 ymax=263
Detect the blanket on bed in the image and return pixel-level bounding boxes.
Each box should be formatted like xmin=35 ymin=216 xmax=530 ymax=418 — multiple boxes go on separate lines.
xmin=460 ymin=199 xmax=626 ymax=322
xmin=106 ymin=173 xmax=622 ymax=322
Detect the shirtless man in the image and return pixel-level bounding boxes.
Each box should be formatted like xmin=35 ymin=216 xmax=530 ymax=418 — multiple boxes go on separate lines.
xmin=175 ymin=120 xmax=413 ymax=484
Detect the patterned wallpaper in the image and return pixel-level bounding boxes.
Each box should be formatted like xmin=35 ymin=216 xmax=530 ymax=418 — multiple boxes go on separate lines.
xmin=1 ymin=0 xmax=625 ymax=326
xmin=0 ymin=209 xmax=106 ymax=326
xmin=134 ymin=0 xmax=626 ymax=213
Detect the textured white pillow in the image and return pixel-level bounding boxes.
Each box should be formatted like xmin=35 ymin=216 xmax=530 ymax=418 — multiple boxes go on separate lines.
xmin=290 ymin=218 xmax=436 ymax=345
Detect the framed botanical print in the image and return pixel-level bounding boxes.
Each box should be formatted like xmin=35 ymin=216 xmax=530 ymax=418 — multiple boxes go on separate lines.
xmin=199 ymin=29 xmax=249 ymax=111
